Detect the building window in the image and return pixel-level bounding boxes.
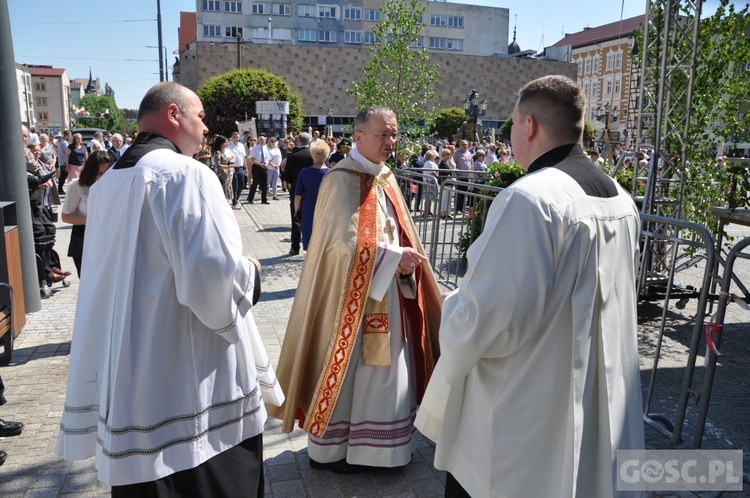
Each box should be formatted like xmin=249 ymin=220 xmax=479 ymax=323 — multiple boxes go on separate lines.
xmin=447 ymin=16 xmax=463 ymax=28
xmin=417 ymin=14 xmax=423 ymax=24
xmin=605 ymin=79 xmax=612 ymax=95
xmin=577 ymin=61 xmax=583 ymax=75
xmin=446 ymin=38 xmax=463 ymax=51
xmin=224 ymin=1 xmax=242 ymax=12
xmin=591 ymin=81 xmax=598 ymax=100
xmin=584 ymin=57 xmax=591 ymax=74
xmin=36 ymin=97 xmax=47 ymax=106
xmin=614 ymin=78 xmax=621 ymax=95
xmin=202 ymin=0 xmax=221 ymax=11
xmin=344 ymin=7 xmax=361 ymax=20
xmin=430 ymin=14 xmax=446 ymax=26
xmin=272 ymin=3 xmax=290 ymax=15
xmin=593 ymin=55 xmax=600 ymax=73
xmin=298 ymin=4 xmax=315 ymax=17
xmin=252 ymin=3 xmax=268 ymax=14
xmin=226 ymin=26 xmax=243 ymax=38
xmin=363 ymin=9 xmax=380 ymax=21
xmin=606 ymin=53 xmax=614 ymax=71
xmin=298 ymin=28 xmax=316 ymax=41
xmin=319 ymin=30 xmax=336 ymax=42
xmin=615 ymin=52 xmax=622 ymax=69
xmin=37 ymin=112 xmax=48 ymax=121
xmin=318 ymin=6 xmax=337 ymax=18
xmin=364 ymin=32 xmax=377 ymax=44
xmin=203 ymin=25 xmax=222 ymax=37
xmin=410 ymin=36 xmax=423 ymax=48
xmin=429 ymin=37 xmax=446 ymax=49
xmin=345 ymin=31 xmax=362 ymax=43
xmin=35 ymin=82 xmax=46 ymax=92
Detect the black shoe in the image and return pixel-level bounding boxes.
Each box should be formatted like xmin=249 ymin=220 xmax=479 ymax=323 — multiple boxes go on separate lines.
xmin=0 ymin=450 xmax=6 ymax=466
xmin=261 ymin=201 xmax=270 ymax=204
xmin=309 ymin=458 xmax=368 ymax=474
xmin=289 ymin=248 xmax=299 ymax=255
xmin=0 ymin=419 xmax=24 ymax=437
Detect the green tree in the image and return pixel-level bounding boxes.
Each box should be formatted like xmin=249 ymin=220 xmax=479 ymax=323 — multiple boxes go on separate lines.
xmin=499 ymin=115 xmax=513 ymax=141
xmin=104 ymin=83 xmax=115 ymax=98
xmin=197 ymin=68 xmax=303 ymax=138
xmin=429 ymin=107 xmax=466 ymax=140
xmin=636 ymin=1 xmax=750 ymax=237
xmin=75 ymin=95 xmax=126 ymax=134
xmin=348 ymin=0 xmax=442 ymax=135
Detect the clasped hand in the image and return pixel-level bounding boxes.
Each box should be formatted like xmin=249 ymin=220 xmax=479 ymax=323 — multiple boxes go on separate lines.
xmin=397 ymin=247 xmax=428 ymax=276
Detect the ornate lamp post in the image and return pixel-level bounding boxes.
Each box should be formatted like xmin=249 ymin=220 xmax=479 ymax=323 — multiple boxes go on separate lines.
xmin=595 ymin=102 xmax=619 ymax=165
xmin=327 ymin=108 xmax=333 ymax=138
xmin=463 ymin=89 xmax=487 ymax=142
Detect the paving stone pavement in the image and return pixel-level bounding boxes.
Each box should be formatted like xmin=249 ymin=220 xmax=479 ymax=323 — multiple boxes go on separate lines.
xmin=0 ymin=185 xmax=747 ymax=497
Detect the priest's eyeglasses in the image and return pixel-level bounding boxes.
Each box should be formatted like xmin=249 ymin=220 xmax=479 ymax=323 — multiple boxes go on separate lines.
xmin=359 ymin=131 xmax=401 ymax=141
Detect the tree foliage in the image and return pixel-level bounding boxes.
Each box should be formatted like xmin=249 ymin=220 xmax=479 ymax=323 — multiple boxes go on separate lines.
xmin=348 ymin=0 xmax=442 ymax=135
xmin=197 ymin=68 xmax=303 ymax=138
xmin=429 ymin=107 xmax=466 ymax=140
xmin=104 ymin=83 xmax=115 ymax=98
xmin=499 ymin=115 xmax=513 ymax=141
xmin=76 ymin=95 xmax=126 ymax=134
xmin=636 ymin=0 xmax=750 ymax=239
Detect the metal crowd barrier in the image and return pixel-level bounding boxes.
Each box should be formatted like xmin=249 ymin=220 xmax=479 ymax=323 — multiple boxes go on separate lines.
xmin=638 ymin=213 xmax=716 ymax=445
xmin=393 ymin=168 xmax=503 ymax=290
xmin=695 ymin=235 xmax=750 ymax=449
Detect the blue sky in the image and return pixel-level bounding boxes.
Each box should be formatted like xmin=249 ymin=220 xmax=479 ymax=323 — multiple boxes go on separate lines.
xmin=8 ymin=0 xmax=731 ymax=110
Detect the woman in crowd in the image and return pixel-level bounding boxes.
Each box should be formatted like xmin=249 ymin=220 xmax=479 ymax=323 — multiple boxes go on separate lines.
xmin=438 ymin=148 xmax=455 ymax=219
xmin=211 ymin=135 xmax=234 ymax=203
xmin=195 ymin=136 xmax=211 ymax=166
xmin=266 ymin=137 xmax=283 ymax=201
xmin=65 ymin=133 xmax=88 ymax=181
xmin=473 ymin=149 xmax=489 ymax=185
xmin=422 ymin=149 xmax=439 ymax=218
xmin=61 ymin=150 xmax=114 ymax=277
xmin=294 ymin=140 xmax=330 ymax=251
xmin=37 ymin=136 xmax=61 ymax=209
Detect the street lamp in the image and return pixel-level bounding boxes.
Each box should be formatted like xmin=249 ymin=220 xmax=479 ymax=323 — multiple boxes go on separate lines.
xmin=327 ymin=108 xmax=333 ymax=138
xmin=595 ymin=102 xmax=619 ymax=164
xmin=463 ymin=89 xmax=487 ymax=142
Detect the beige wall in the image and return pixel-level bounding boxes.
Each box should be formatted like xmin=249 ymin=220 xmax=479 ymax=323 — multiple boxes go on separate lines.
xmin=179 ymin=42 xmax=576 ymax=123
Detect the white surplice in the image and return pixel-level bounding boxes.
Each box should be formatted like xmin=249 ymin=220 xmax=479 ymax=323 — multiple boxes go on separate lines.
xmin=421 ymin=165 xmax=644 ymax=498
xmin=307 ymin=148 xmax=418 ymax=467
xmin=55 ymin=147 xmax=283 ymax=486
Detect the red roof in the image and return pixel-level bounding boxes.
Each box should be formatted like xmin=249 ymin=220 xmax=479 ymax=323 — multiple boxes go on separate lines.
xmin=25 ymin=65 xmax=66 ymax=77
xmin=552 ymin=15 xmax=645 ymax=48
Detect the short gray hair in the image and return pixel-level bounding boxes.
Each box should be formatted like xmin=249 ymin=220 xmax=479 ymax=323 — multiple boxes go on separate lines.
xmin=297 ymin=132 xmax=311 ymax=146
xmin=137 ymin=82 xmax=191 ymax=122
xmin=354 ymin=106 xmax=396 ymax=132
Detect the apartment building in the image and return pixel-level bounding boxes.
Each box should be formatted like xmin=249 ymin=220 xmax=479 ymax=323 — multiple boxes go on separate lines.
xmin=195 ymin=0 xmax=508 ymax=57
xmin=25 ymin=65 xmax=71 ymax=136
xmin=15 ymin=64 xmax=34 ymax=128
xmin=546 ymin=15 xmax=645 ymax=144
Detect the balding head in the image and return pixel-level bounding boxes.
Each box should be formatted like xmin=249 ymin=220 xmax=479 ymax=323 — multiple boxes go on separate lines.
xmin=136 ymin=82 xmax=208 ymax=156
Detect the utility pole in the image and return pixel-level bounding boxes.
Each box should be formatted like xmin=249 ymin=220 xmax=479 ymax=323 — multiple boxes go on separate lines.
xmin=237 ymin=33 xmax=242 ymax=69
xmin=157 ymin=0 xmax=165 ymax=82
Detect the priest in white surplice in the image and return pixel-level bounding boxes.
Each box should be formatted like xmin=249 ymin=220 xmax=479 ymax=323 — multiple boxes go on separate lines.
xmin=56 ymin=82 xmax=283 ymax=497
xmin=268 ymin=106 xmax=442 ymax=474
xmin=417 ymin=75 xmax=645 ymax=498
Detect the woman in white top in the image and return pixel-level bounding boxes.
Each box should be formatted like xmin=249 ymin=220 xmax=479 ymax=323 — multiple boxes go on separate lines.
xmin=61 ymin=150 xmax=114 ymax=277
xmin=266 ymin=137 xmax=283 ymax=200
xmin=422 ymin=149 xmax=439 ymax=218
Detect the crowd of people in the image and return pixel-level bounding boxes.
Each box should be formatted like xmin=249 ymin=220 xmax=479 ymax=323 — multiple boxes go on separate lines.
xmin=6 ymin=77 xmax=647 ymax=497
